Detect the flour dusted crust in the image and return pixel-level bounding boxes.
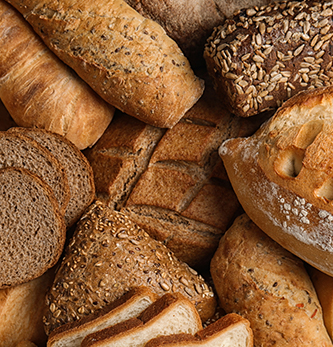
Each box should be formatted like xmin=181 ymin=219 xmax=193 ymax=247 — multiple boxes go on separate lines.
xmin=219 ymin=85 xmax=333 ymax=276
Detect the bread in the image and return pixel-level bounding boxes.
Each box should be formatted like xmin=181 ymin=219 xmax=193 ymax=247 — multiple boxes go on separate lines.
xmin=8 ymin=127 xmax=95 ymax=227
xmin=15 ymin=342 xmax=38 ymax=347
xmin=6 ymin=0 xmax=204 ymax=129
xmin=0 ymin=167 xmax=66 ymax=288
xmin=204 ymin=0 xmax=333 ymax=118
xmin=0 ymin=269 xmax=54 ymax=347
xmin=43 ymin=201 xmax=216 ymax=335
xmin=219 ymin=85 xmax=333 ymax=277
xmin=80 ymin=293 xmax=203 ymax=347
xmin=47 ymin=287 xmax=158 ymax=347
xmin=0 ymin=0 xmax=114 ymax=150
xmin=0 ymin=131 xmax=70 ymax=214
xmin=211 ymin=213 xmax=332 ymax=346
xmin=144 ymin=313 xmax=253 ymax=347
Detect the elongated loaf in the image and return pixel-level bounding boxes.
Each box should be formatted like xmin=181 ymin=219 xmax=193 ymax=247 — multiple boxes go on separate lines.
xmin=204 ymin=0 xmax=333 ymax=117
xmin=0 ymin=0 xmax=114 ymax=150
xmin=6 ymin=0 xmax=204 ymax=128
xmin=219 ymin=85 xmax=333 ymax=277
xmin=211 ymin=214 xmax=332 ymax=347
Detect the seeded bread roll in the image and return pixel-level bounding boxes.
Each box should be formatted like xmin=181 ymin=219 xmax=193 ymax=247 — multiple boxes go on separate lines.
xmin=219 ymin=85 xmax=333 ymax=277
xmin=6 ymin=0 xmax=204 ymax=128
xmin=43 ymin=201 xmax=216 ymax=335
xmin=0 ymin=167 xmax=66 ymax=288
xmin=211 ymin=214 xmax=332 ymax=347
xmin=204 ymin=0 xmax=333 ymax=118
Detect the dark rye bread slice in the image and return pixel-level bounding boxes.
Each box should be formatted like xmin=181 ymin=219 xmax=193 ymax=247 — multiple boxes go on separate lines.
xmin=8 ymin=127 xmax=95 ymax=227
xmin=0 ymin=167 xmax=66 ymax=288
xmin=0 ymin=131 xmax=69 ymax=214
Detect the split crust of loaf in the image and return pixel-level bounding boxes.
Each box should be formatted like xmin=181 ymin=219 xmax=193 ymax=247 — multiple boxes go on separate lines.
xmin=6 ymin=0 xmax=204 ymax=128
xmin=47 ymin=287 xmax=158 ymax=347
xmin=0 ymin=167 xmax=66 ymax=288
xmin=220 ymin=85 xmax=333 ymax=277
xmin=211 ymin=213 xmax=332 ymax=346
xmin=204 ymin=0 xmax=333 ymax=118
xmin=0 ymin=0 xmax=114 ymax=150
xmin=80 ymin=293 xmax=202 ymax=347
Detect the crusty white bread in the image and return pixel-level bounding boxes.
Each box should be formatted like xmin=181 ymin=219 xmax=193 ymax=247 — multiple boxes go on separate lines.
xmin=80 ymin=293 xmax=203 ymax=347
xmin=47 ymin=287 xmax=158 ymax=347
xmin=144 ymin=313 xmax=253 ymax=347
xmin=219 ymin=85 xmax=333 ymax=277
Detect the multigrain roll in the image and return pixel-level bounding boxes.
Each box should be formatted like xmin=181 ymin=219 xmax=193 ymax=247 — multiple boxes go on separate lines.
xmin=204 ymin=0 xmax=333 ymax=117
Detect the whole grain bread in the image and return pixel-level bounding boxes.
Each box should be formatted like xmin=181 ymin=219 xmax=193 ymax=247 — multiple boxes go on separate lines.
xmin=204 ymin=0 xmax=333 ymax=118
xmin=47 ymin=287 xmax=158 ymax=347
xmin=8 ymin=127 xmax=95 ymax=228
xmin=43 ymin=201 xmax=216 ymax=335
xmin=0 ymin=167 xmax=66 ymax=288
xmin=211 ymin=213 xmax=332 ymax=347
xmin=80 ymin=293 xmax=203 ymax=347
xmin=0 ymin=131 xmax=70 ymax=214
xmin=219 ymin=85 xmax=333 ymax=277
xmin=6 ymin=0 xmax=204 ymax=128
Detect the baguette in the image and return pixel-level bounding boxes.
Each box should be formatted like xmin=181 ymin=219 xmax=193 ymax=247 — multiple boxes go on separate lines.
xmin=5 ymin=0 xmax=204 ymax=128
xmin=0 ymin=0 xmax=114 ymax=150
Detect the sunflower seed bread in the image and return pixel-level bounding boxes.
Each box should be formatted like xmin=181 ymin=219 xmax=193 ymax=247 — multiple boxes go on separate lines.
xmin=43 ymin=201 xmax=216 ymax=335
xmin=204 ymin=0 xmax=333 ymax=118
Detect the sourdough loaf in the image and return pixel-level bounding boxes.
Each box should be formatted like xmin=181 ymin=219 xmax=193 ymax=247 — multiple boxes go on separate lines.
xmin=8 ymin=127 xmax=95 ymax=228
xmin=43 ymin=201 xmax=216 ymax=335
xmin=211 ymin=213 xmax=332 ymax=346
xmin=219 ymin=85 xmax=333 ymax=277
xmin=6 ymin=0 xmax=204 ymax=128
xmin=0 ymin=0 xmax=114 ymax=150
xmin=0 ymin=167 xmax=66 ymax=288
xmin=204 ymin=0 xmax=333 ymax=117
xmin=80 ymin=293 xmax=202 ymax=347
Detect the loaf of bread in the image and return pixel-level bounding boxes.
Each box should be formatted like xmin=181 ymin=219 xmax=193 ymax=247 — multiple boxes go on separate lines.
xmin=80 ymin=293 xmax=202 ymax=347
xmin=0 ymin=167 xmax=66 ymax=288
xmin=211 ymin=213 xmax=332 ymax=346
xmin=0 ymin=0 xmax=114 ymax=150
xmin=43 ymin=201 xmax=216 ymax=335
xmin=219 ymin=85 xmax=333 ymax=277
xmin=204 ymin=0 xmax=333 ymax=117
xmin=47 ymin=287 xmax=158 ymax=347
xmin=6 ymin=0 xmax=204 ymax=128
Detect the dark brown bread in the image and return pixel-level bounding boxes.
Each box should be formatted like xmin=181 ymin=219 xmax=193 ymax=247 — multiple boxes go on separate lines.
xmin=8 ymin=127 xmax=95 ymax=227
xmin=204 ymin=0 xmax=333 ymax=117
xmin=44 ymin=201 xmax=216 ymax=335
xmin=0 ymin=167 xmax=66 ymax=288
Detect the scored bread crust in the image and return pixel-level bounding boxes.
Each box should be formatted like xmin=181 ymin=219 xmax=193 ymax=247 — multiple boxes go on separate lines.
xmin=219 ymin=85 xmax=333 ymax=276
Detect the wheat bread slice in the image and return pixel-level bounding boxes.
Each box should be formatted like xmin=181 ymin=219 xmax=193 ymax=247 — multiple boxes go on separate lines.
xmin=8 ymin=127 xmax=95 ymax=227
xmin=0 ymin=167 xmax=66 ymax=288
xmin=144 ymin=313 xmax=253 ymax=347
xmin=0 ymin=131 xmax=69 ymax=214
xmin=81 ymin=293 xmax=203 ymax=347
xmin=47 ymin=287 xmax=158 ymax=347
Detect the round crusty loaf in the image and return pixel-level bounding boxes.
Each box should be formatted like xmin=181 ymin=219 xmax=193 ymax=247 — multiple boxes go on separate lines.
xmin=220 ymin=85 xmax=333 ymax=277
xmin=0 ymin=167 xmax=66 ymax=288
xmin=43 ymin=200 xmax=216 ymax=335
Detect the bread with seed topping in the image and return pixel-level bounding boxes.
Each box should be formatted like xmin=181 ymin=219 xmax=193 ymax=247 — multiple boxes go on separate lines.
xmin=204 ymin=0 xmax=333 ymax=118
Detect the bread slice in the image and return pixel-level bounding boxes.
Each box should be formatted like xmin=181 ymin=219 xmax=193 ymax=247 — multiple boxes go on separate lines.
xmin=47 ymin=287 xmax=158 ymax=347
xmin=80 ymin=293 xmax=203 ymax=347
xmin=0 ymin=167 xmax=66 ymax=288
xmin=144 ymin=313 xmax=253 ymax=347
xmin=0 ymin=131 xmax=69 ymax=214
xmin=8 ymin=127 xmax=95 ymax=227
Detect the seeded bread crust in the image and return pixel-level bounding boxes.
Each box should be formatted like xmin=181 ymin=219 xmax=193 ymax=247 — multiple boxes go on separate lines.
xmin=204 ymin=0 xmax=333 ymax=118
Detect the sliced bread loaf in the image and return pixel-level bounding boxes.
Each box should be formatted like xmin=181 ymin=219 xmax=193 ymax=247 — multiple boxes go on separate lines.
xmin=0 ymin=167 xmax=66 ymax=288
xmin=80 ymin=293 xmax=203 ymax=347
xmin=47 ymin=287 xmax=158 ymax=347
xmin=0 ymin=131 xmax=69 ymax=214
xmin=8 ymin=127 xmax=95 ymax=227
